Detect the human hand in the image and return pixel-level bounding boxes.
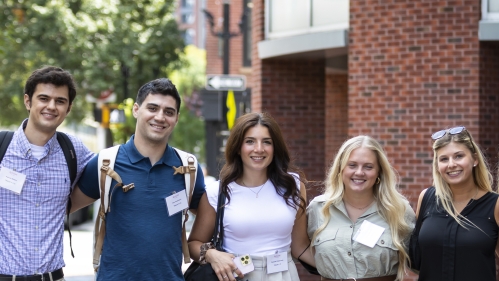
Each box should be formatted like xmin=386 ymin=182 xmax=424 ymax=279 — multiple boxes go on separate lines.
xmin=206 ymin=249 xmax=244 ymax=281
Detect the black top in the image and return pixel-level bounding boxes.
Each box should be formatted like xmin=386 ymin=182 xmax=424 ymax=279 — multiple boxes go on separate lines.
xmin=418 ymin=187 xmax=499 ymax=281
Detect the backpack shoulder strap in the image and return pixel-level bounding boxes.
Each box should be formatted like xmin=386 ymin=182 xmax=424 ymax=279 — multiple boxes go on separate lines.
xmin=97 ymin=145 xmax=121 ymax=212
xmin=0 ymin=131 xmax=14 ymax=164
xmin=93 ymin=145 xmax=121 ymax=272
xmin=56 ymin=132 xmax=77 ymax=186
xmin=173 ymin=147 xmax=198 ymax=263
xmin=54 ymin=132 xmax=78 ymax=258
xmin=173 ymin=147 xmax=198 ymax=206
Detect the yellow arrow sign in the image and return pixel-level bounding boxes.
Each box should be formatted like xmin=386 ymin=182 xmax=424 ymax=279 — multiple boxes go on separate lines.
xmin=226 ymin=90 xmax=237 ymax=130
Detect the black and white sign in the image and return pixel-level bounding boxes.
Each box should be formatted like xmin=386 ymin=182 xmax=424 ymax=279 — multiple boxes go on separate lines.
xmin=206 ymin=75 xmax=246 ymax=91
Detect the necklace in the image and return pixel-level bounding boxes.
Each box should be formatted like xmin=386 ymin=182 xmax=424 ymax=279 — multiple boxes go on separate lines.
xmin=242 ymin=179 xmax=267 ymax=198
xmin=453 ymin=187 xmax=478 ymax=205
xmin=343 ymin=199 xmax=374 ymax=210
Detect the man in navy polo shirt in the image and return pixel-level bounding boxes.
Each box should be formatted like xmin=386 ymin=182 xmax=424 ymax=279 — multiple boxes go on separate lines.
xmin=70 ymin=78 xmax=205 ymax=280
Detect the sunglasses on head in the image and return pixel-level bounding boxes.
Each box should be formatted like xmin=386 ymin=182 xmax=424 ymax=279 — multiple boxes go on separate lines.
xmin=431 ymin=126 xmax=475 ymax=152
xmin=431 ymin=126 xmax=467 ymax=140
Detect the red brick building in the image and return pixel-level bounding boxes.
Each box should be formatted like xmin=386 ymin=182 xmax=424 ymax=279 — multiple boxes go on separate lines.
xmin=203 ymin=0 xmax=499 ymax=280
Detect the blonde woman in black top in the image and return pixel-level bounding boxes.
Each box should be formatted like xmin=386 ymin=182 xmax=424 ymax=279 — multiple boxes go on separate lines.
xmin=415 ymin=127 xmax=499 ymax=281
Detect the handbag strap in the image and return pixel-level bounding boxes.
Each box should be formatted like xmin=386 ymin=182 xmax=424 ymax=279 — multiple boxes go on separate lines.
xmin=212 ymin=182 xmax=226 ymax=250
xmin=415 ymin=187 xmax=435 ymax=233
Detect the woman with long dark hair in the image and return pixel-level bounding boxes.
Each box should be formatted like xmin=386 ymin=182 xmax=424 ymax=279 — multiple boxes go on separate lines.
xmin=188 ymin=112 xmax=312 ymax=281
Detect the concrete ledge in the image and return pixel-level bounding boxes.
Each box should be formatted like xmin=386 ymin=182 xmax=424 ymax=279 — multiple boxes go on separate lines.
xmin=479 ymin=21 xmax=499 ymax=41
xmin=258 ymin=29 xmax=348 ymax=59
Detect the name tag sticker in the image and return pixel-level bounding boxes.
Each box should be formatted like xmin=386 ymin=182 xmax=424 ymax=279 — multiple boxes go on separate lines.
xmin=0 ymin=167 xmax=26 ymax=195
xmin=353 ymin=220 xmax=385 ymax=248
xmin=266 ymin=252 xmax=288 ymax=274
xmin=165 ymin=189 xmax=189 ymax=216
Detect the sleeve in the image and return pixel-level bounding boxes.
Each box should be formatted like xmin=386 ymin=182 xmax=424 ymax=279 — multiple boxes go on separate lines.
xmin=307 ymin=200 xmax=321 ymax=239
xmin=76 ymin=154 xmax=101 ymax=199
xmin=188 ymin=163 xmax=207 ymax=209
xmin=205 ymin=180 xmax=220 ymax=210
xmin=67 ymin=134 xmax=96 ymax=188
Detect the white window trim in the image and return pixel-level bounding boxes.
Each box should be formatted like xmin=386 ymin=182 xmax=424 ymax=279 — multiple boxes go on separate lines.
xmin=265 ymin=0 xmax=348 ymax=39
xmin=482 ymin=0 xmax=499 ymax=21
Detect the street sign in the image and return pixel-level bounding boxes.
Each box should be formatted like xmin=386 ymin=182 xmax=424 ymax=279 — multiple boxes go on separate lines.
xmin=206 ymin=75 xmax=246 ymax=91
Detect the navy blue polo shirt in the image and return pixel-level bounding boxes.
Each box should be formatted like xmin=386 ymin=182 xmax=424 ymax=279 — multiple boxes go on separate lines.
xmin=78 ymin=136 xmax=205 ymax=281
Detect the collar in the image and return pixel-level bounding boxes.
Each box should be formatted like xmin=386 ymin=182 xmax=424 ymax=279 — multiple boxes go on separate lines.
xmin=16 ymin=119 xmax=60 ymax=158
xmin=333 ymin=198 xmax=378 ymax=218
xmin=123 ymin=135 xmax=180 ymax=166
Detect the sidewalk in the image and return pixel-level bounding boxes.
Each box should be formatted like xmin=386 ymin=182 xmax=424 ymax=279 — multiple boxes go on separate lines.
xmin=63 ymin=221 xmax=94 ymax=281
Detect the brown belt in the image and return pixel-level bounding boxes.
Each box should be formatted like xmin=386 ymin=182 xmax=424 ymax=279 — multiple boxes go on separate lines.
xmin=321 ymin=275 xmax=397 ymax=281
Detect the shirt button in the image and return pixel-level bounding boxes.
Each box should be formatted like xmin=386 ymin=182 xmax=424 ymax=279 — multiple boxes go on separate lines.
xmin=350 ymin=225 xmax=353 ymax=228
xmin=316 ymin=238 xmax=320 ymax=242
xmin=36 ymin=204 xmax=39 ymax=207
xmin=35 ymin=226 xmax=38 ymax=229
xmin=348 ymin=252 xmax=351 ymax=256
xmin=381 ymin=240 xmax=385 ymax=244
xmin=37 ymin=182 xmax=41 ymax=186
xmin=35 ymin=248 xmax=38 ymax=251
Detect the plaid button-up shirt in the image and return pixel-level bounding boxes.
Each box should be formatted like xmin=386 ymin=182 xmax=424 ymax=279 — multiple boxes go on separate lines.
xmin=0 ymin=120 xmax=94 ymax=275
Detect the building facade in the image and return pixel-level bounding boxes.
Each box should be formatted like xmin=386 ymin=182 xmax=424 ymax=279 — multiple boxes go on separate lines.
xmin=204 ymin=0 xmax=499 ymax=280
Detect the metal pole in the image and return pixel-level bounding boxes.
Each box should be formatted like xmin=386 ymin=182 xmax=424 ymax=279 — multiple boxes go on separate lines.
xmin=222 ymin=0 xmax=230 ymax=129
xmin=223 ymin=0 xmax=230 ymax=75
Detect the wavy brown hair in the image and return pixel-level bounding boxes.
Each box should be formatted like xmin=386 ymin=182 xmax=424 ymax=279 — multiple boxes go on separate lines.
xmin=219 ymin=112 xmax=306 ymax=212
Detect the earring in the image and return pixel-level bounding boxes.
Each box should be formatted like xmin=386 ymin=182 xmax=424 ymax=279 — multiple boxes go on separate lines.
xmin=473 ymin=164 xmax=477 ymax=167
xmin=376 ymin=177 xmax=381 ymax=184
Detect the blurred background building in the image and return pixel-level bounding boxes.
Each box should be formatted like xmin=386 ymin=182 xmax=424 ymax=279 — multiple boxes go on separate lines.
xmin=175 ymin=0 xmax=207 ymax=49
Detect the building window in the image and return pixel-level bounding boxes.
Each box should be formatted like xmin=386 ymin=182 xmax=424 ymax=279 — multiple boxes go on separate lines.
xmin=181 ymin=13 xmax=194 ymax=24
xmin=181 ymin=28 xmax=195 ymax=45
xmin=181 ymin=0 xmax=194 ymax=8
xmin=242 ymin=0 xmax=252 ymax=67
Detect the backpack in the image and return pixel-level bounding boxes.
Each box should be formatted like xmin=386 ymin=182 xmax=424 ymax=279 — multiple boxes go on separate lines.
xmin=0 ymin=130 xmax=78 ymax=257
xmin=93 ymin=145 xmax=198 ymax=272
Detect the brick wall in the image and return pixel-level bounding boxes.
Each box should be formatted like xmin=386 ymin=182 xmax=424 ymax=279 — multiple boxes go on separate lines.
xmin=259 ymin=59 xmax=326 ymax=184
xmin=250 ymin=0 xmax=264 ymax=111
xmin=479 ymin=41 xmax=499 ymax=188
xmin=325 ymin=74 xmax=349 ymax=164
xmin=349 ymin=0 xmax=483 ymax=211
xmin=349 ymin=1 xmax=488 ymax=280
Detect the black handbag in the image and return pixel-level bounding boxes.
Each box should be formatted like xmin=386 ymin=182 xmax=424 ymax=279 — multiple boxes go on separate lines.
xmin=298 ymin=259 xmax=320 ymax=275
xmin=409 ymin=186 xmax=435 ymax=271
xmin=184 ymin=184 xmax=226 ymax=281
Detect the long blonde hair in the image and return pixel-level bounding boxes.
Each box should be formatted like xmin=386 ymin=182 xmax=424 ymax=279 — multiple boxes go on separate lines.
xmin=311 ymin=136 xmax=412 ymax=281
xmin=432 ymin=128 xmax=493 ymax=226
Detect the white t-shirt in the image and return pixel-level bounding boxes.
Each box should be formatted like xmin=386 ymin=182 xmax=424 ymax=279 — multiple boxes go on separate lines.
xmin=206 ymin=175 xmax=300 ymax=256
xmin=30 ymin=144 xmax=45 ymax=160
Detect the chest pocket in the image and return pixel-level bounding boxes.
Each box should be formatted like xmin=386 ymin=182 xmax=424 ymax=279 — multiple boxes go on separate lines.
xmin=312 ymin=228 xmax=339 ymax=247
xmin=375 ymin=231 xmax=398 ymax=251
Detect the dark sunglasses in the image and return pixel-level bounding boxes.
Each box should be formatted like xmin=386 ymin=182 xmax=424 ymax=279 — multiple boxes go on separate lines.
xmin=431 ymin=126 xmax=467 ymax=140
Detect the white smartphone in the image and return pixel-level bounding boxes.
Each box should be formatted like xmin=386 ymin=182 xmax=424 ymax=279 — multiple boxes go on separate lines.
xmin=233 ymin=254 xmax=255 ymax=277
